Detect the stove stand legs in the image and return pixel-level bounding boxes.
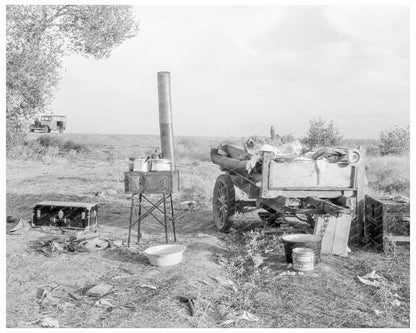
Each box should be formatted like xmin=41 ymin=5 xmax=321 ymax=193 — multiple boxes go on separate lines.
xmin=127 ymin=193 xmax=177 ymax=247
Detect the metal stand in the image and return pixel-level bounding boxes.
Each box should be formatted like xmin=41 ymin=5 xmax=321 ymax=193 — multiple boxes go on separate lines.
xmin=127 ymin=193 xmax=176 ymax=246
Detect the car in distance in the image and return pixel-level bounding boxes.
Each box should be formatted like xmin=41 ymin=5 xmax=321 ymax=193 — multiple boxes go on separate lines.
xmin=29 ymin=115 xmax=66 ymax=133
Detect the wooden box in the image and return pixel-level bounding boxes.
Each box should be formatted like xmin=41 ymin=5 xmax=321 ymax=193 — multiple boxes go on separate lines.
xmin=261 ymin=153 xmax=358 ymax=199
xmin=124 ymin=170 xmax=179 ymax=194
xmin=269 ymin=160 xmax=354 ymax=188
xmin=33 ymin=201 xmax=98 ymax=229
xmin=364 ymin=195 xmax=410 ymax=251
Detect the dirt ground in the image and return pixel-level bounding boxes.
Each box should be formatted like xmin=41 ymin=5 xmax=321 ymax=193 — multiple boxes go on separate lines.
xmin=5 ymin=135 xmax=411 ymax=328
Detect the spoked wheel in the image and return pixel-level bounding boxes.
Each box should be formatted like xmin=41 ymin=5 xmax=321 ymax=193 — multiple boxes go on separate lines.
xmin=213 ymin=174 xmax=235 ymax=232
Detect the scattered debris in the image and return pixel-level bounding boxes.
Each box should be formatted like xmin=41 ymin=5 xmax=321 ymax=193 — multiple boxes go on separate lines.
xmin=112 ymin=239 xmax=124 ymax=247
xmin=29 ymin=231 xmax=112 ymax=256
xmin=82 ymin=238 xmax=110 ymax=251
xmin=198 ymin=279 xmax=209 ymax=285
xmin=139 ymin=231 xmax=149 ymax=240
xmin=95 ymin=299 xmax=115 ymax=308
xmin=211 ymin=276 xmax=238 ymax=292
xmin=180 ymin=200 xmax=197 ymax=210
xmin=36 ymin=287 xmax=47 ymax=300
xmin=357 ymin=270 xmax=386 ymax=288
xmin=392 ymin=195 xmax=409 ymax=204
xmin=68 ymin=291 xmax=81 ymax=301
xmin=261 ymin=266 xmax=270 ymax=273
xmin=30 ymin=236 xmax=82 ymax=257
xmin=252 ymin=254 xmax=266 ymax=268
xmin=279 ymin=271 xmax=297 ymax=276
xmin=179 ymin=297 xmax=195 ymax=316
xmin=86 ymin=284 xmax=113 ymax=298
xmin=264 ymin=246 xmax=277 ymax=254
xmin=374 ymin=309 xmax=384 ymax=317
xmin=196 ymin=233 xmax=217 ymax=239
xmin=139 ymin=284 xmax=157 ymax=290
xmin=214 ymin=254 xmax=228 ymax=265
xmin=287 ymin=263 xmax=293 ymax=269
xmin=392 ymin=299 xmax=401 ymax=307
xmin=222 ymin=311 xmax=259 ymax=325
xmin=7 ymin=219 xmax=32 ymax=234
xmin=106 ymin=189 xmax=118 ymax=196
xmin=38 ymin=316 xmax=59 ymax=328
xmin=36 ymin=287 xmax=48 ymax=309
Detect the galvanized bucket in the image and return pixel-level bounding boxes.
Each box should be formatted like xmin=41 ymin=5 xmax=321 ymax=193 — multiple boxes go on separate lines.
xmin=281 ymin=234 xmax=322 ymax=265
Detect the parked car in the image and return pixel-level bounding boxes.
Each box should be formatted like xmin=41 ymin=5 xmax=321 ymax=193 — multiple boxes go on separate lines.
xmin=29 ymin=115 xmax=66 ymax=133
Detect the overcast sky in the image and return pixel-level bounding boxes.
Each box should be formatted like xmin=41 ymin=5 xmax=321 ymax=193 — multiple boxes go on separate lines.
xmin=50 ymin=5 xmax=409 ymax=139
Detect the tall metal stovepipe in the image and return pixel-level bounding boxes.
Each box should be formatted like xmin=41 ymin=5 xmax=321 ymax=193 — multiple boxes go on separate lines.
xmin=157 ymin=71 xmax=175 ymax=169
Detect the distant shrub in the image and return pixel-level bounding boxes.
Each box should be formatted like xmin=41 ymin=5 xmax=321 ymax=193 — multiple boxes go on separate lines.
xmin=37 ymin=135 xmax=85 ymax=152
xmin=302 ymin=117 xmax=343 ymax=150
xmin=7 ymin=140 xmax=60 ymax=161
xmin=175 ymin=138 xmax=211 ymax=162
xmin=379 ymin=125 xmax=410 ymax=155
xmin=62 ymin=139 xmax=83 ymax=152
xmin=7 ymin=135 xmax=86 ymax=160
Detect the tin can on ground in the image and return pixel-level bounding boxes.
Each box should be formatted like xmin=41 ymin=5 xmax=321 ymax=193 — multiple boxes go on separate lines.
xmin=292 ymin=247 xmax=315 ymax=273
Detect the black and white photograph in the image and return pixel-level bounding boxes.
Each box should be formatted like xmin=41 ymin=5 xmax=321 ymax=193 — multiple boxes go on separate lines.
xmin=3 ymin=1 xmax=413 ymax=329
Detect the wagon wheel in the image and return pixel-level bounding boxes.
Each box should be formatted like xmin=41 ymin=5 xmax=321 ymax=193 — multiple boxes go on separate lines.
xmin=213 ymin=174 xmax=235 ymax=232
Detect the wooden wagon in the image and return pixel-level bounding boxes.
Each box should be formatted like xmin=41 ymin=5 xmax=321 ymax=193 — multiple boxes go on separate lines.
xmin=210 ymin=145 xmax=367 ymax=253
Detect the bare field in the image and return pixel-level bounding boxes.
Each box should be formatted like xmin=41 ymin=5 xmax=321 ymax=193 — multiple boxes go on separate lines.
xmin=6 ymin=133 xmax=410 ymax=328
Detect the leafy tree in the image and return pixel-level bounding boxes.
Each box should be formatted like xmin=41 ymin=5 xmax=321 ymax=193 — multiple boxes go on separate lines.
xmin=302 ymin=117 xmax=343 ymax=150
xmin=379 ymin=125 xmax=410 ymax=155
xmin=6 ymin=5 xmax=139 ymax=145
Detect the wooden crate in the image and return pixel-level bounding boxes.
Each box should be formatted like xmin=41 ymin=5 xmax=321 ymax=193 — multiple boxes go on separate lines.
xmin=364 ymin=195 xmax=410 ymax=251
xmin=124 ymin=170 xmax=179 ymax=194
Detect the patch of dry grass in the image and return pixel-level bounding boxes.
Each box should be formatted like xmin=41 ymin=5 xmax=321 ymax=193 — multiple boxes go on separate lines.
xmin=366 ymin=154 xmax=409 ymax=196
xmin=217 ymin=230 xmax=409 ymax=328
